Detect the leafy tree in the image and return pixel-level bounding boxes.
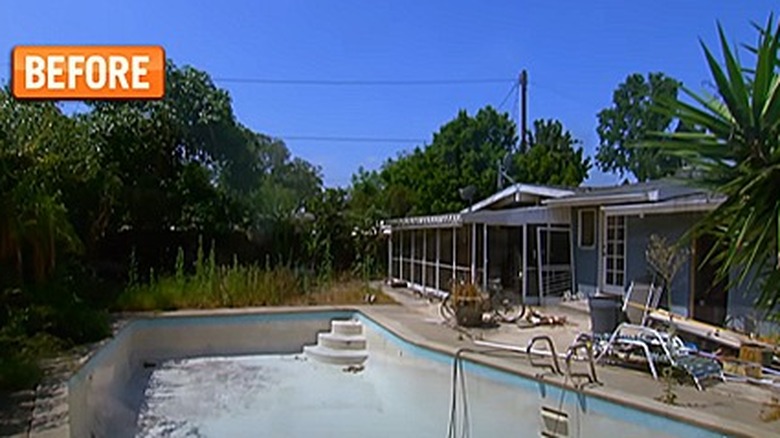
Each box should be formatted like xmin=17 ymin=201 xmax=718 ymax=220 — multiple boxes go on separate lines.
xmin=513 ymin=119 xmax=591 ymax=186
xmin=243 ymin=139 xmax=323 ymax=264
xmin=347 ymin=168 xmax=388 ymax=275
xmin=84 ymin=63 xmax=244 ymax=234
xmin=0 ymin=90 xmax=87 ymax=284
xmin=85 ymin=62 xmax=323 ymax=240
xmin=646 ymin=18 xmax=780 ymax=312
xmin=596 ymin=72 xmax=683 ymax=181
xmin=305 ymin=188 xmax=353 ymax=275
xmin=353 ymin=110 xmax=590 ymax=225
xmin=380 ymin=106 xmax=517 ymax=215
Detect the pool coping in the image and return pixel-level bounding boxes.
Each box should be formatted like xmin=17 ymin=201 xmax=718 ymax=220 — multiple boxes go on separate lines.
xmin=33 ymin=305 xmax=773 ymax=437
xmin=356 ymin=306 xmax=759 ymax=438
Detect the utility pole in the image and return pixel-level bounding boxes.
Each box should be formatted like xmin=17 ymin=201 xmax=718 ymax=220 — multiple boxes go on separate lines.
xmin=519 ymin=69 xmax=528 ymax=153
xmin=497 ymin=159 xmax=503 ymax=190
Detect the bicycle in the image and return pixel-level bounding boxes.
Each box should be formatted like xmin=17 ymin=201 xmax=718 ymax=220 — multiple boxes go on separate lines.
xmin=486 ymin=278 xmax=527 ymax=323
xmin=439 ymin=278 xmax=526 ymax=325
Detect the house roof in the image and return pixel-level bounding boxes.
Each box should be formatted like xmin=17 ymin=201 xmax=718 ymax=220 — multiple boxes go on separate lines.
xmin=462 ymin=205 xmax=571 ymax=226
xmin=382 ymin=183 xmax=573 ymax=230
xmin=460 ymin=183 xmax=574 ymax=213
xmin=543 ymin=179 xmax=710 ymax=207
xmin=383 ymin=179 xmax=721 ymax=230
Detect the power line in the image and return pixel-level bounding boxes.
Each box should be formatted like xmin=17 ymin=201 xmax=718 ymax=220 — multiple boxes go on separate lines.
xmin=278 ymin=135 xmax=426 ymax=143
xmin=0 ymin=60 xmax=513 ymax=86
xmin=213 ymin=77 xmax=514 ymax=86
xmin=497 ymin=81 xmax=519 ymax=111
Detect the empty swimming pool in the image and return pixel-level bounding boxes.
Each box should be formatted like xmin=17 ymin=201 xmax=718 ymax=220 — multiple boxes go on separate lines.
xmin=67 ymin=310 xmax=727 ymax=437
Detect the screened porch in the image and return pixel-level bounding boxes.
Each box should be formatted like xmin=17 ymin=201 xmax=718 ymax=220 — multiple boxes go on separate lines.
xmin=386 ymin=206 xmax=574 ymax=305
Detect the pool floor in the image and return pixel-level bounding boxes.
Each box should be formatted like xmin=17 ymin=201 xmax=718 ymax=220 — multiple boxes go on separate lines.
xmin=136 ymin=352 xmax=530 ymax=437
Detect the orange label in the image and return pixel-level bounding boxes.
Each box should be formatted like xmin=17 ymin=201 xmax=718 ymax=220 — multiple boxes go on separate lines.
xmin=12 ymin=46 xmax=165 ymax=99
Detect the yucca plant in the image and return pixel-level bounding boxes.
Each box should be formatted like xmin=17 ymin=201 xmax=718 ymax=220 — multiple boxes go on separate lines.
xmin=644 ymin=17 xmax=780 ymax=314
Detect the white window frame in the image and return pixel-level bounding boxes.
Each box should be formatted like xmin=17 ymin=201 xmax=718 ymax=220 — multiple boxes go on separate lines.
xmin=602 ymin=214 xmax=627 ymax=295
xmin=578 ymin=208 xmax=596 ymax=249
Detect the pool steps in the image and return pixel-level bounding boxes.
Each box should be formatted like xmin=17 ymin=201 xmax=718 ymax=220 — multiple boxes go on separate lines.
xmin=304 ymin=320 xmax=369 ymax=365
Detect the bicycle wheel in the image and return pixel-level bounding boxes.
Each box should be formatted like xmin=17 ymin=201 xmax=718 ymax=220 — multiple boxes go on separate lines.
xmin=439 ymin=294 xmax=456 ymax=322
xmin=491 ymin=292 xmax=526 ymax=323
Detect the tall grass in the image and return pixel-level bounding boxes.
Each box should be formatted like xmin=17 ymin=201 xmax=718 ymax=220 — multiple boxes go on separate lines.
xmin=116 ymin=242 xmax=306 ymax=311
xmin=116 ymin=239 xmax=397 ymax=311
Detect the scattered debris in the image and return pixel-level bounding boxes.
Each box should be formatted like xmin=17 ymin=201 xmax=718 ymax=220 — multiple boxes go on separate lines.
xmin=388 ymin=279 xmax=407 ymax=288
xmin=760 ymin=397 xmax=780 ymax=423
xmin=343 ymin=364 xmax=364 ymax=374
xmin=518 ymin=308 xmax=568 ymax=328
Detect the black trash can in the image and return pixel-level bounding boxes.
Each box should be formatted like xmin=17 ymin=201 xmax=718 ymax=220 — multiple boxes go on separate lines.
xmin=588 ymin=294 xmax=623 ymax=335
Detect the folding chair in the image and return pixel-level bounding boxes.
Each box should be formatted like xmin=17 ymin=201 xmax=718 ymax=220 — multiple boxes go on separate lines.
xmin=622 ymin=281 xmax=661 ymax=326
xmin=594 ymin=323 xmax=724 ymax=390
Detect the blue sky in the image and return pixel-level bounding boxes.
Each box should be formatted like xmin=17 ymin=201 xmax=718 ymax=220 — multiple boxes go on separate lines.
xmin=2 ymin=1 xmax=778 ymax=187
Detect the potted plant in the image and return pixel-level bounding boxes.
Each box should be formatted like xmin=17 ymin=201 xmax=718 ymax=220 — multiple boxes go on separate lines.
xmin=451 ymin=281 xmax=485 ymax=327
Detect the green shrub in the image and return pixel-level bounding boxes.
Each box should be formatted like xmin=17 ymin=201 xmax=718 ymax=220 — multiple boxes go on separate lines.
xmin=0 ymin=332 xmax=64 ymax=391
xmin=50 ymin=306 xmax=111 ymax=344
xmin=0 ymin=355 xmax=42 ymax=391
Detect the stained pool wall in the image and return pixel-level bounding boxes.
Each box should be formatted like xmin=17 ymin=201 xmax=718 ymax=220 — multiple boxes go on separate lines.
xmin=68 ymin=310 xmax=349 ymax=438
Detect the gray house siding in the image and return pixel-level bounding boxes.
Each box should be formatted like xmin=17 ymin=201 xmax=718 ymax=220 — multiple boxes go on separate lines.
xmin=624 ymin=212 xmax=702 ymax=317
xmin=572 ymin=206 xmax=599 ymax=296
xmin=573 ymin=209 xmax=705 ymax=317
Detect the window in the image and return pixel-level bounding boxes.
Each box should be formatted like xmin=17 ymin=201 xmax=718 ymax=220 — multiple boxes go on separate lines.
xmin=604 ymin=215 xmax=626 ymax=289
xmin=578 ymin=209 xmax=596 ymax=248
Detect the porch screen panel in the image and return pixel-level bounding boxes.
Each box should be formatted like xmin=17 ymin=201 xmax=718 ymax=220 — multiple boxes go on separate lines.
xmin=439 ymin=228 xmax=454 ymax=291
xmin=456 ymin=226 xmax=470 ymax=282
xmin=405 ymin=230 xmax=413 ymax=283
xmin=488 ymin=226 xmax=523 ymax=300
xmin=526 ymin=225 xmax=540 ymax=301
xmin=507 ymin=227 xmax=523 ymax=298
xmin=392 ymin=232 xmax=401 ymax=278
xmin=605 ymin=216 xmax=626 ymax=289
xmin=439 ymin=267 xmax=453 ymax=292
xmin=440 ymin=229 xmax=453 ymax=264
xmin=538 ymin=227 xmax=573 ymax=298
xmin=413 ymin=230 xmax=423 ymax=285
xmin=475 ymin=224 xmax=484 ymax=287
xmin=425 ymin=231 xmax=436 ymax=288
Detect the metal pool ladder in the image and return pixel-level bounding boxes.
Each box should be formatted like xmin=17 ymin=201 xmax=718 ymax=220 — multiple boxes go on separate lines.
xmin=565 ymin=339 xmax=599 ymax=385
xmin=526 ymin=335 xmax=599 ymax=385
xmin=526 ymin=335 xmax=563 ymax=376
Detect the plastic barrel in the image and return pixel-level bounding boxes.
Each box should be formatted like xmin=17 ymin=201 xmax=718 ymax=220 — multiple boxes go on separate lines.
xmin=588 ymin=295 xmax=623 ymax=335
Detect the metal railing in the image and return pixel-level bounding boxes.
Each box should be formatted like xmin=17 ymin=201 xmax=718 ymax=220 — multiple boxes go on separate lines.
xmin=527 ymin=335 xmax=563 ymax=375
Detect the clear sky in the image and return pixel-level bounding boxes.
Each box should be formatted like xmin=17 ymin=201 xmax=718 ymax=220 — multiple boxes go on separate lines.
xmin=2 ymin=1 xmax=778 ymax=187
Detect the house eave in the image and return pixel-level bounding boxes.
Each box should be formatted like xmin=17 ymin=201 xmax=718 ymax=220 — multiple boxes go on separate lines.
xmin=542 ymin=191 xmax=657 ymax=207
xmin=384 ymin=213 xmax=462 ymax=230
xmin=600 ymin=197 xmax=724 ymax=216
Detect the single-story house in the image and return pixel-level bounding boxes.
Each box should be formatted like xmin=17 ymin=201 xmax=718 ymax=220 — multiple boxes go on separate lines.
xmin=382 ymin=179 xmax=760 ymax=329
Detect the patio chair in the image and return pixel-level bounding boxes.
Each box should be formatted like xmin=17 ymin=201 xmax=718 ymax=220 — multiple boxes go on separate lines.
xmin=622 ymin=281 xmax=660 ymax=326
xmin=594 ymin=323 xmax=724 ymax=390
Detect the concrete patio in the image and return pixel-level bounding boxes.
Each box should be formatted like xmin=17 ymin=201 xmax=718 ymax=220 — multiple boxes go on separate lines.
xmin=375 ymin=283 xmax=780 ymax=437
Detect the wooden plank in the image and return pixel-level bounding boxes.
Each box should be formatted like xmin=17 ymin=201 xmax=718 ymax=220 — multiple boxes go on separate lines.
xmin=647 ymin=309 xmax=774 ymax=351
